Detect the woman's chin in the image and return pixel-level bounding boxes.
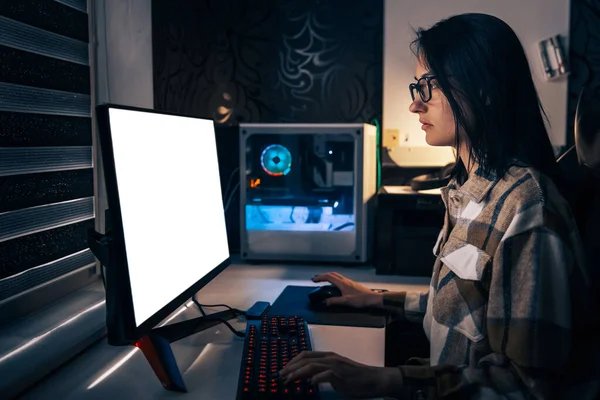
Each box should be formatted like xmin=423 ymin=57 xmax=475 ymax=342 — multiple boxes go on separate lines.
xmin=424 ymin=134 xmax=444 ymax=147
xmin=425 ymin=131 xmax=453 ymax=147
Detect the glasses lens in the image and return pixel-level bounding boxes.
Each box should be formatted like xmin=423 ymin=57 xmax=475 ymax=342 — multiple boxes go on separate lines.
xmin=418 ymin=79 xmax=430 ymax=102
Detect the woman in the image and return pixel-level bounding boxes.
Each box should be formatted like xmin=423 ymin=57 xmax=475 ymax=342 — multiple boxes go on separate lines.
xmin=278 ymin=13 xmax=599 ymax=399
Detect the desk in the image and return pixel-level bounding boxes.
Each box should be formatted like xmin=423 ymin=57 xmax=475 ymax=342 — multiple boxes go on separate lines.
xmin=22 ymin=261 xmax=429 ymax=400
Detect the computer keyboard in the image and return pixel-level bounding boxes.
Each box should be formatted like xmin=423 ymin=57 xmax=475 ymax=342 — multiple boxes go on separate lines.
xmin=236 ymin=315 xmax=320 ymax=399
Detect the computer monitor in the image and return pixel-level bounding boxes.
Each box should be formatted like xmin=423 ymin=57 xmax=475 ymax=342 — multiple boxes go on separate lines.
xmin=96 ymin=104 xmax=230 ymax=342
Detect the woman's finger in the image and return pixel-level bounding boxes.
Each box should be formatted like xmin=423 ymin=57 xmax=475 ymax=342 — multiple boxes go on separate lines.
xmin=330 ymin=272 xmax=345 ymax=280
xmin=283 ymin=351 xmax=334 ymax=371
xmin=284 ymin=362 xmax=329 ymax=384
xmin=311 ymin=273 xmax=331 ymax=282
xmin=312 ymin=273 xmax=343 ymax=286
xmin=282 ymin=354 xmax=339 ymax=378
xmin=310 ymin=370 xmax=339 ymax=385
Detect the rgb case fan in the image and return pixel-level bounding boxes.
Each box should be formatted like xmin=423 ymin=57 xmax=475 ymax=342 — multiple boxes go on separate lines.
xmin=260 ymin=144 xmax=292 ymax=176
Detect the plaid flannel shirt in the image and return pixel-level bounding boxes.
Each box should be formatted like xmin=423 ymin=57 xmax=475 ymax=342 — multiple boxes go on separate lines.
xmin=384 ymin=165 xmax=600 ymax=399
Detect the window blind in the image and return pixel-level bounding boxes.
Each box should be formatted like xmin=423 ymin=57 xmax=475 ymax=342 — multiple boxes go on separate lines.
xmin=0 ymin=0 xmax=95 ymax=310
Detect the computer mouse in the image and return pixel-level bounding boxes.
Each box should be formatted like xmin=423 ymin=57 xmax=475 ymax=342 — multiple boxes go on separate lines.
xmin=308 ymin=285 xmax=342 ymax=305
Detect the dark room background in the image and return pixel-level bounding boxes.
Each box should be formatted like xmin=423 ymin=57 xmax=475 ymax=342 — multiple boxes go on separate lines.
xmin=567 ymin=0 xmax=600 ymax=148
xmin=152 ymin=0 xmax=600 ymax=253
xmin=153 ymin=0 xmax=382 ymax=125
xmin=152 ymin=0 xmax=383 ymax=251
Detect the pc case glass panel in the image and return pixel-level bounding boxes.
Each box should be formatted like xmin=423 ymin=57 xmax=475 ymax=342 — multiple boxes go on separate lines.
xmin=245 ymin=133 xmax=355 ymax=232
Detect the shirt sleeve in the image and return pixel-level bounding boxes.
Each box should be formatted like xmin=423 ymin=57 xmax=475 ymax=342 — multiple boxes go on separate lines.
xmin=383 ymin=290 xmax=429 ymax=323
xmin=394 ymin=227 xmax=580 ymax=399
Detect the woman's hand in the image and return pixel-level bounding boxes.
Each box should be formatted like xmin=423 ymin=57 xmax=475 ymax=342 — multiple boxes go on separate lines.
xmin=312 ymin=272 xmax=384 ymax=309
xmin=279 ymin=351 xmax=403 ymax=398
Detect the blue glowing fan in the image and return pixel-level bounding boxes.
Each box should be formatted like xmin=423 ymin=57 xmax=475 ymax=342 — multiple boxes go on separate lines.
xmin=260 ymin=144 xmax=292 ymax=176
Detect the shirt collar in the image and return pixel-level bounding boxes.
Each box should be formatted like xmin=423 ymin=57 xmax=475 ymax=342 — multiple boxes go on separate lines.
xmin=444 ymin=167 xmax=498 ymax=204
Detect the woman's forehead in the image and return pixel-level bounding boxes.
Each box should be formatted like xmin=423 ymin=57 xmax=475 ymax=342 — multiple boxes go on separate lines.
xmin=414 ymin=58 xmax=431 ymax=79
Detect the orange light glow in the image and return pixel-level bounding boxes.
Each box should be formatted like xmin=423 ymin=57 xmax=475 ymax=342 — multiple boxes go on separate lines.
xmin=250 ymin=178 xmax=261 ymax=188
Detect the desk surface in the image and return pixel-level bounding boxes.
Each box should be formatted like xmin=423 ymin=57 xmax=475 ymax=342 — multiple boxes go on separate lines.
xmin=22 ymin=262 xmax=429 ymax=400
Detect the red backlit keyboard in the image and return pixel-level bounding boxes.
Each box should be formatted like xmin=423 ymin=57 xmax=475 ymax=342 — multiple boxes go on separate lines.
xmin=236 ymin=315 xmax=320 ymax=399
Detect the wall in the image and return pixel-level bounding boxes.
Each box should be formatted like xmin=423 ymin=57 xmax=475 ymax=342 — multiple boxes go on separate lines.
xmin=91 ymin=0 xmax=153 ymax=233
xmin=152 ymin=0 xmax=384 ymax=252
xmin=92 ymin=0 xmax=153 ymax=108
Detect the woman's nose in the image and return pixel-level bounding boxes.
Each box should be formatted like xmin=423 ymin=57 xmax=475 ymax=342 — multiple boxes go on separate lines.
xmin=409 ymin=98 xmax=425 ymax=114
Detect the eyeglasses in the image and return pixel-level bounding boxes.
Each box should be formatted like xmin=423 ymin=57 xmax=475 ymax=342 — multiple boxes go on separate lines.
xmin=409 ymin=76 xmax=436 ymax=103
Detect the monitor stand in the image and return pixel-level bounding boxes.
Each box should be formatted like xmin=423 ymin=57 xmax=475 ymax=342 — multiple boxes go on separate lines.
xmin=134 ymin=308 xmax=241 ymax=392
xmin=88 ymin=228 xmax=242 ymax=393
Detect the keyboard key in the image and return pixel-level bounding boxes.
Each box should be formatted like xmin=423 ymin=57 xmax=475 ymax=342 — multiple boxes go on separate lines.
xmin=237 ymin=317 xmax=319 ymax=399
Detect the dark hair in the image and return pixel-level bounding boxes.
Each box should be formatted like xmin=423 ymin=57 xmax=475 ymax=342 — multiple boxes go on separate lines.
xmin=411 ymin=13 xmax=561 ymax=186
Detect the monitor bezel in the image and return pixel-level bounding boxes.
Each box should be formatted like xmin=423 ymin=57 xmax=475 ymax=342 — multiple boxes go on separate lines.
xmin=96 ymin=103 xmax=231 ymax=341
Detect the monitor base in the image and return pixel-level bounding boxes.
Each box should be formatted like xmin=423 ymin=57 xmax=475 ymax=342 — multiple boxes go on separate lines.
xmin=88 ymin=227 xmax=242 ymax=393
xmin=136 ymin=308 xmax=241 ymax=392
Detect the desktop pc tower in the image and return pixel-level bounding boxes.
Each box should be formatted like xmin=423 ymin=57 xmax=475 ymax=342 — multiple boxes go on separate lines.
xmin=239 ymin=123 xmax=377 ymax=263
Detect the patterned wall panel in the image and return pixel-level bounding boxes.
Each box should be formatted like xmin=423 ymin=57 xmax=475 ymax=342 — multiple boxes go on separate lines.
xmin=154 ymin=0 xmax=382 ymax=125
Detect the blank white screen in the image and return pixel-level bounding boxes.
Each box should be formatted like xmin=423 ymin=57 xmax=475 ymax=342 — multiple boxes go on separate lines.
xmin=108 ymin=108 xmax=230 ymax=327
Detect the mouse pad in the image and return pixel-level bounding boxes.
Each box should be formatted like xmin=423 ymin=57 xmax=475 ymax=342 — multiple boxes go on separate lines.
xmin=267 ymin=286 xmax=386 ymax=328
